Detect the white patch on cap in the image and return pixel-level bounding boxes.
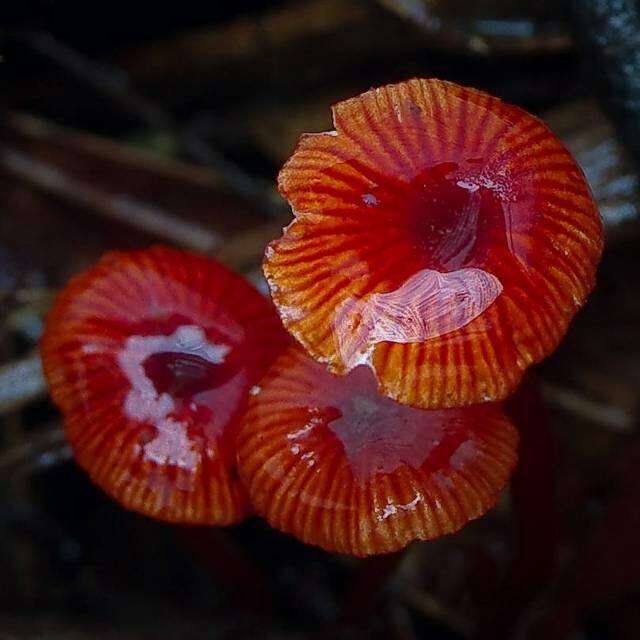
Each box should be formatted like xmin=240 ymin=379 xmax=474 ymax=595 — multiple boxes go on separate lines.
xmin=334 ymin=267 xmax=503 ymax=371
xmin=117 ymin=325 xmax=230 ymax=470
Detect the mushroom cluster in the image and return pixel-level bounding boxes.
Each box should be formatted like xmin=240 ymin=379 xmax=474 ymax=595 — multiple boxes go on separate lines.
xmin=41 ymin=79 xmax=603 ymax=556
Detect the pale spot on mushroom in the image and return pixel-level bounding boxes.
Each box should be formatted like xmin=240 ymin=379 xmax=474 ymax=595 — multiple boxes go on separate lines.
xmin=117 ymin=324 xmax=230 ymax=470
xmin=328 ymin=392 xmax=446 ymax=481
xmin=283 ymin=366 xmax=455 ymax=484
xmin=450 ymin=440 xmax=479 ymax=471
xmin=334 ymin=268 xmax=503 ymax=371
xmin=143 ymin=416 xmax=198 ymax=469
xmin=286 ymin=416 xmax=322 ymax=442
xmin=456 ymin=179 xmax=480 ymax=193
xmin=81 ymin=343 xmax=104 ymax=354
xmin=263 ymin=456 xmax=286 ymax=480
xmin=376 ymin=494 xmax=423 ymax=521
xmin=434 ymin=471 xmax=456 ymax=490
xmin=279 ymin=305 xmax=306 ymax=321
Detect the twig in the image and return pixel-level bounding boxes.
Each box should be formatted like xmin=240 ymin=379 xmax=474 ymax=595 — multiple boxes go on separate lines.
xmin=542 ymin=382 xmax=634 ymax=431
xmin=0 ymin=426 xmax=69 ymax=479
xmin=180 ymin=128 xmax=281 ymax=216
xmin=15 ymin=29 xmax=283 ymax=218
xmin=403 ymin=587 xmax=472 ymax=638
xmin=0 ymin=352 xmax=47 ymax=414
xmin=0 ymin=147 xmax=222 ymax=252
xmin=378 ymin=0 xmax=570 ymax=55
xmin=17 ymin=29 xmax=170 ymax=129
xmin=569 ymin=0 xmax=640 ymax=167
xmin=543 ymin=99 xmax=640 ymax=236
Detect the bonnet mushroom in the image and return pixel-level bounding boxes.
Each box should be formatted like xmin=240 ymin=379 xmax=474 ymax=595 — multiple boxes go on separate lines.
xmin=41 ymin=246 xmax=288 ymax=524
xmin=236 ymin=344 xmax=518 ymax=556
xmin=264 ymin=78 xmax=604 ymax=409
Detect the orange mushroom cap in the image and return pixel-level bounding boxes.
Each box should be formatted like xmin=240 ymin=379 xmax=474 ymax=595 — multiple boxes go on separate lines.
xmin=236 ymin=344 xmax=518 ymax=556
xmin=264 ymin=78 xmax=604 ymax=409
xmin=41 ymin=246 xmax=288 ymax=525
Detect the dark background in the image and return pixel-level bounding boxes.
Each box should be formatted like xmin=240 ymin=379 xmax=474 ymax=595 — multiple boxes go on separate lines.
xmin=1 ymin=1 xmax=640 ymax=638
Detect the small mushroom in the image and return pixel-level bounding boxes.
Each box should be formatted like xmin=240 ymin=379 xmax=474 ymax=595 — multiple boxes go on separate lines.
xmin=264 ymin=78 xmax=604 ymax=409
xmin=41 ymin=246 xmax=288 ymax=524
xmin=236 ymin=344 xmax=518 ymax=556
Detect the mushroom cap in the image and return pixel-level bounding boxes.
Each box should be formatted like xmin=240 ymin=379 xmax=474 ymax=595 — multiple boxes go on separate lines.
xmin=41 ymin=246 xmax=288 ymax=525
xmin=236 ymin=344 xmax=518 ymax=556
xmin=265 ymin=78 xmax=604 ymax=409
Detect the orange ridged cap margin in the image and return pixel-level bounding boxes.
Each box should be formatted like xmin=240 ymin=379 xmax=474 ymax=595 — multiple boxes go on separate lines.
xmin=237 ymin=345 xmax=518 ymax=556
xmin=41 ymin=246 xmax=288 ymax=525
xmin=265 ymin=78 xmax=604 ymax=409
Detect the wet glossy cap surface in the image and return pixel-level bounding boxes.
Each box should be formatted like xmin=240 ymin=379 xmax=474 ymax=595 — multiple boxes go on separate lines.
xmin=265 ymin=78 xmax=604 ymax=408
xmin=41 ymin=246 xmax=288 ymax=524
xmin=237 ymin=345 xmax=518 ymax=556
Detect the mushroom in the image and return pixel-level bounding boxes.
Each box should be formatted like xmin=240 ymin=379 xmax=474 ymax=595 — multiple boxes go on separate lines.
xmin=264 ymin=78 xmax=604 ymax=409
xmin=236 ymin=344 xmax=518 ymax=556
xmin=41 ymin=246 xmax=288 ymax=524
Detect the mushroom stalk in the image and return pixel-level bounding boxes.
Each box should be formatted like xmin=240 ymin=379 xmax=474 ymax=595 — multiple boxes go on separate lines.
xmin=175 ymin=526 xmax=275 ymax=618
xmin=477 ymin=372 xmax=559 ymax=638
xmin=338 ymin=552 xmax=405 ymax=625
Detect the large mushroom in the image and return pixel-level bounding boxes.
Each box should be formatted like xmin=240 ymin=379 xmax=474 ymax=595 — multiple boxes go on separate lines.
xmin=264 ymin=78 xmax=604 ymax=409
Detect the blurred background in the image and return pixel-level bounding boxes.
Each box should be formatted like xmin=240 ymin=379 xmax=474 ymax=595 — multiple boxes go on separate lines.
xmin=1 ymin=1 xmax=640 ymax=638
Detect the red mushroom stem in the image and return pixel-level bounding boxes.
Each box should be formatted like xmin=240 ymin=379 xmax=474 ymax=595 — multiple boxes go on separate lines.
xmin=477 ymin=372 xmax=559 ymax=638
xmin=337 ymin=552 xmax=405 ymax=626
xmin=175 ymin=525 xmax=275 ymax=618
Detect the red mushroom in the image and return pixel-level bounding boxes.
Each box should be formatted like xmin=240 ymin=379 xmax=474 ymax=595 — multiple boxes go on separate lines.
xmin=264 ymin=78 xmax=603 ymax=409
xmin=236 ymin=344 xmax=518 ymax=556
xmin=41 ymin=246 xmax=288 ymax=524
